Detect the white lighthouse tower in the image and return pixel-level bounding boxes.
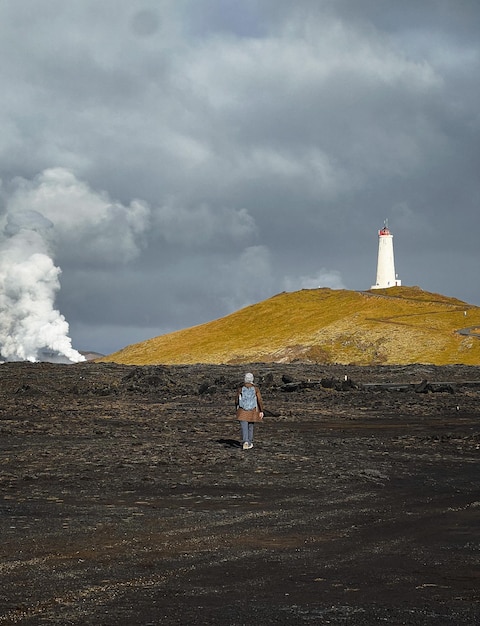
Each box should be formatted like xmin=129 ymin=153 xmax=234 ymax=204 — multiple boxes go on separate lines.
xmin=371 ymin=221 xmax=401 ymax=289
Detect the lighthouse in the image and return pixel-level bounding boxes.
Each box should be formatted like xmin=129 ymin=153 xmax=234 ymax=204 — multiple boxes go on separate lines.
xmin=371 ymin=221 xmax=401 ymax=289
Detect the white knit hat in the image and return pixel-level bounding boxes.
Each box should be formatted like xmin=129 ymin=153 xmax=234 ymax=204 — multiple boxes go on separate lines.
xmin=244 ymin=372 xmax=254 ymax=383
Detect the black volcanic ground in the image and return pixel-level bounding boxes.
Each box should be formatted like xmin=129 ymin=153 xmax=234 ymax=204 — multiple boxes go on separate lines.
xmin=1 ymin=362 xmax=479 ymax=625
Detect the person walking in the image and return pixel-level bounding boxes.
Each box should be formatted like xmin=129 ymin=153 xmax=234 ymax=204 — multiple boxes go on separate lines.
xmin=236 ymin=372 xmax=264 ymax=450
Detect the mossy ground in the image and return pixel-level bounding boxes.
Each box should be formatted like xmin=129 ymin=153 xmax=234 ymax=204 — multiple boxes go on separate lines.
xmin=101 ymin=287 xmax=480 ymax=365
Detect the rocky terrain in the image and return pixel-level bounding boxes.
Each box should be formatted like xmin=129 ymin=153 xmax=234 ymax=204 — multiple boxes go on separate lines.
xmin=0 ymin=361 xmax=479 ymax=625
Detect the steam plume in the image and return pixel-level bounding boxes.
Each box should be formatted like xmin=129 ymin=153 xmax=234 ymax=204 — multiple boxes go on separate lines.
xmin=0 ymin=209 xmax=85 ymax=363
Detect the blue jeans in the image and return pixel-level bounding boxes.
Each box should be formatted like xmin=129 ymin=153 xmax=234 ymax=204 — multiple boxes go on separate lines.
xmin=240 ymin=421 xmax=254 ymax=444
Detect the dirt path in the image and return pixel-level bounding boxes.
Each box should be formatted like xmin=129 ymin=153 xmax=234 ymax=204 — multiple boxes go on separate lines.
xmin=457 ymin=326 xmax=480 ymax=338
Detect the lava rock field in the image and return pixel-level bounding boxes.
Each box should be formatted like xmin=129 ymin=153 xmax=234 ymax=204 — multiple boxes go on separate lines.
xmin=0 ymin=362 xmax=479 ymax=625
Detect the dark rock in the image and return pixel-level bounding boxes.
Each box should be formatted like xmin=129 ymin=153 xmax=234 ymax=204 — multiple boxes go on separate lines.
xmin=281 ymin=382 xmax=303 ymax=392
xmin=320 ymin=377 xmax=335 ymax=388
xmin=198 ymin=381 xmax=210 ymax=394
xmin=415 ymin=379 xmax=431 ymax=393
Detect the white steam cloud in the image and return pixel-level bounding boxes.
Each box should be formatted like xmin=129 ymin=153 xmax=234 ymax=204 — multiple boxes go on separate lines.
xmin=7 ymin=168 xmax=150 ymax=266
xmin=0 ymin=209 xmax=85 ymax=363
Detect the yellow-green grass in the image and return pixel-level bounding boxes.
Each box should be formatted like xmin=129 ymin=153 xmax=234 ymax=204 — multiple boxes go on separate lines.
xmin=99 ymin=286 xmax=480 ymax=366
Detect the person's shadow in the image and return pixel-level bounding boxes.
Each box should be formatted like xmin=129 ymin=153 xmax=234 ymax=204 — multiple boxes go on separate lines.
xmin=217 ymin=438 xmax=241 ymax=448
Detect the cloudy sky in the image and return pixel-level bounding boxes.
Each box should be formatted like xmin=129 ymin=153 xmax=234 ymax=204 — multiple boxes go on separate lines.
xmin=0 ymin=0 xmax=479 ymax=356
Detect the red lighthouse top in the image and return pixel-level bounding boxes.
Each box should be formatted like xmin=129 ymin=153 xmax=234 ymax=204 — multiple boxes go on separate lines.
xmin=379 ymin=220 xmax=390 ymax=236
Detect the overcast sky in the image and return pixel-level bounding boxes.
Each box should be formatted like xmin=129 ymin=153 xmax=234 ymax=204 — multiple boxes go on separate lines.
xmin=1 ymin=0 xmax=479 ymax=356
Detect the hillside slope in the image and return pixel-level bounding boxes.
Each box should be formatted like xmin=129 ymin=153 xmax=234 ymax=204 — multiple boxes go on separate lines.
xmin=100 ymin=287 xmax=480 ymax=365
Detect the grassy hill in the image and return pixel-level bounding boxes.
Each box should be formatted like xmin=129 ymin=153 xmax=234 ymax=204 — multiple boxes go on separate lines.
xmin=99 ymin=286 xmax=480 ymax=366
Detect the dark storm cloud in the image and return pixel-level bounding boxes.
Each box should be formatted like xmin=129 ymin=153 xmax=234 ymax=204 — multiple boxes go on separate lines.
xmin=0 ymin=1 xmax=478 ymax=355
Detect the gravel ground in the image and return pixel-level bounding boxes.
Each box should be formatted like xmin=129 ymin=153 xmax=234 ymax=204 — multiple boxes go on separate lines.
xmin=0 ymin=362 xmax=479 ymax=625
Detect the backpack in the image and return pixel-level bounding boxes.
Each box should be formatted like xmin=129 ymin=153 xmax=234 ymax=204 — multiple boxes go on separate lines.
xmin=238 ymin=385 xmax=257 ymax=410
